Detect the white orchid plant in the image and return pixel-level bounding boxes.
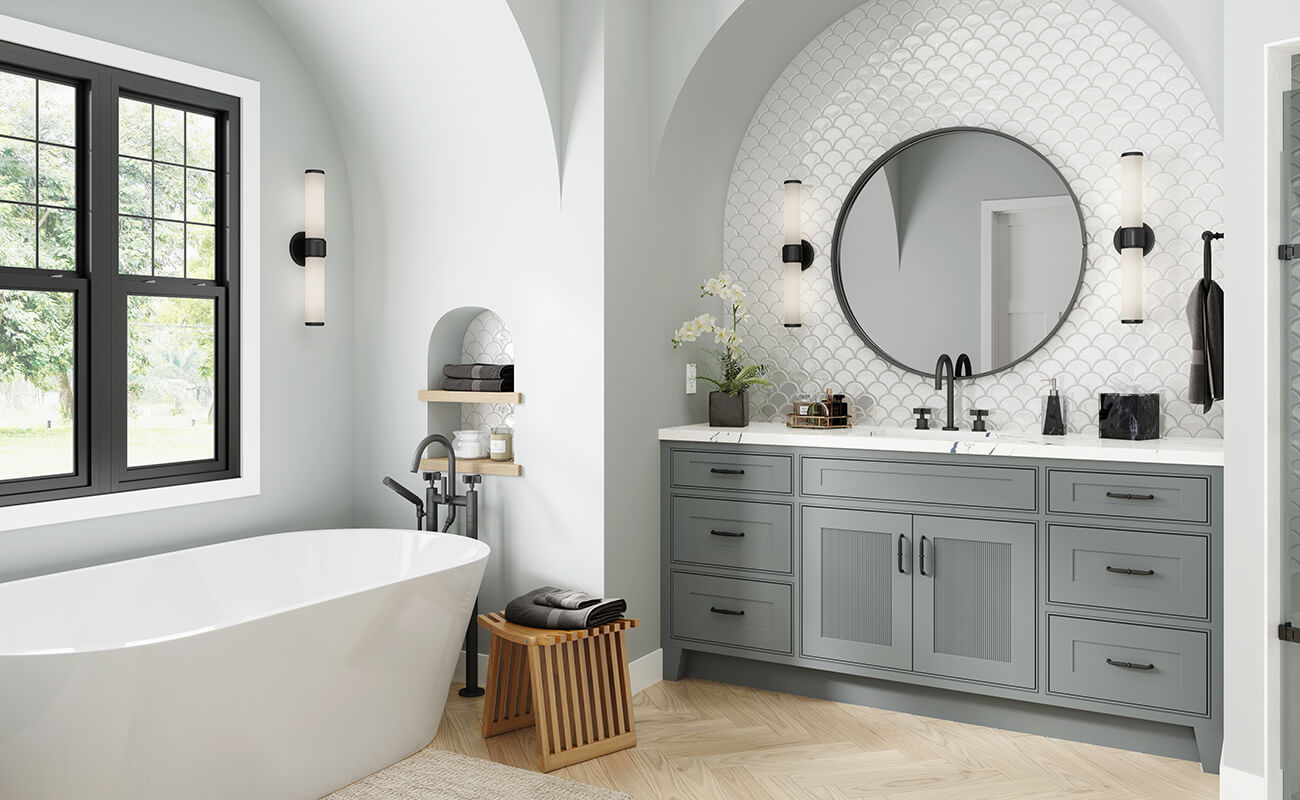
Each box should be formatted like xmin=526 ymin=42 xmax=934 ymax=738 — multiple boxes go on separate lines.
xmin=671 ymin=273 xmax=772 ymax=397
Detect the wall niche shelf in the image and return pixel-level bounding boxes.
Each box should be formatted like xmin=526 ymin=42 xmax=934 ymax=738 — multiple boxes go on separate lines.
xmin=418 ymin=389 xmax=522 ymax=405
xmin=419 ymin=457 xmax=522 ymax=478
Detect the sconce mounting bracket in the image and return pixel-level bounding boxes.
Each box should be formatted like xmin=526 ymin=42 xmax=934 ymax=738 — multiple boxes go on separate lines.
xmin=1112 ymin=224 xmax=1155 ymax=256
xmin=289 ymin=231 xmax=327 ymax=266
xmin=783 ymin=240 xmax=815 ymax=270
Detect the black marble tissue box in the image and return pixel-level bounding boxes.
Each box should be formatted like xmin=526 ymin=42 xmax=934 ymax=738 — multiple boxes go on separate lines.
xmin=1098 ymin=393 xmax=1161 ymax=441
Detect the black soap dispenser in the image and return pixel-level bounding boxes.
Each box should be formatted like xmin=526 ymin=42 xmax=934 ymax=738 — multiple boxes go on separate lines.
xmin=1042 ymin=379 xmax=1066 ymax=436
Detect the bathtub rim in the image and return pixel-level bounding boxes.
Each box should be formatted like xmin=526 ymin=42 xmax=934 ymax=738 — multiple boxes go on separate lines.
xmin=0 ymin=528 xmax=489 ymax=657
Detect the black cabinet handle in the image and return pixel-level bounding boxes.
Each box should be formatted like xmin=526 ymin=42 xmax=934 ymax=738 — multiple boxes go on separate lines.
xmin=1106 ymin=658 xmax=1155 ymax=671
xmin=710 ymin=468 xmax=745 ymax=475
xmin=710 ymin=606 xmax=745 ymax=616
xmin=897 ymin=534 xmax=907 ymax=574
xmin=710 ymin=529 xmax=745 ymax=538
xmin=1106 ymin=566 xmax=1155 ymax=576
xmin=919 ymin=536 xmax=928 ymax=577
xmin=1105 ymin=491 xmax=1156 ymax=501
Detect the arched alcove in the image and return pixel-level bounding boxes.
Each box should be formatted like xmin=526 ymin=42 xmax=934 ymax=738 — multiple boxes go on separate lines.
xmin=425 ymin=306 xmax=517 ymax=445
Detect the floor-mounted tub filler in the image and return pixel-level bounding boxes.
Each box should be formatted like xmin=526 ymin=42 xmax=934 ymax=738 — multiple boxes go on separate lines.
xmin=0 ymin=529 xmax=490 ymax=800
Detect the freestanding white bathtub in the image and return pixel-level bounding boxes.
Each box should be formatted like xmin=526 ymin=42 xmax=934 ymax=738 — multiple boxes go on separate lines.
xmin=0 ymin=528 xmax=489 ymax=800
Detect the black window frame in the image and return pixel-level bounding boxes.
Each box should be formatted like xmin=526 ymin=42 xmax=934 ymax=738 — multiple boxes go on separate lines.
xmin=0 ymin=41 xmax=240 ymax=507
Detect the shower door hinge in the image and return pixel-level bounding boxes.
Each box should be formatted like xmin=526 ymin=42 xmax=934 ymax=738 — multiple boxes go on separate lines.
xmin=1280 ymin=622 xmax=1300 ymax=643
xmin=1281 ymin=244 xmax=1299 ymax=261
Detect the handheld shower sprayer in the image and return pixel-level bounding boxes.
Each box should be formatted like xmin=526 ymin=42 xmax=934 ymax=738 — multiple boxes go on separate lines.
xmin=381 ymin=476 xmax=425 ymax=529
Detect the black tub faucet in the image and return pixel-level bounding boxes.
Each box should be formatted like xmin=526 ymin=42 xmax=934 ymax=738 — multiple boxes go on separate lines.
xmin=934 ymin=353 xmax=971 ymax=431
xmin=400 ymin=432 xmax=486 ymax=699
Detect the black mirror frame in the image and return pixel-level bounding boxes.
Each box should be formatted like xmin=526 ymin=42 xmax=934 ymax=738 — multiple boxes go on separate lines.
xmin=829 ymin=126 xmax=1088 ymax=380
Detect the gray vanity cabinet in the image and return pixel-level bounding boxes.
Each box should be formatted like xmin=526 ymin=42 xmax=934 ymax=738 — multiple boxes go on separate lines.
xmin=661 ymin=440 xmax=1223 ymax=772
xmin=801 ymin=507 xmax=913 ymax=670
xmin=800 ymin=509 xmax=1035 ymax=686
xmin=912 ymin=516 xmax=1036 ymax=688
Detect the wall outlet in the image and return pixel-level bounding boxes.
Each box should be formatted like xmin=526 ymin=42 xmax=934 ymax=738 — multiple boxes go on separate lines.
xmin=686 ymin=363 xmax=697 ymax=395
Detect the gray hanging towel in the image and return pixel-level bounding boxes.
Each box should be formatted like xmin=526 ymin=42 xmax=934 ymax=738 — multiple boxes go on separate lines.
xmin=1187 ymin=277 xmax=1224 ymax=412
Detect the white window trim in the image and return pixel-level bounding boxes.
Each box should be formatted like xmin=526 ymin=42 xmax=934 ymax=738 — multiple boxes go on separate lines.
xmin=0 ymin=14 xmax=260 ymax=531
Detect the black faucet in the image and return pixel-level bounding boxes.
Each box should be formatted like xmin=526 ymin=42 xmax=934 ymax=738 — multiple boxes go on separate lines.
xmin=934 ymin=353 xmax=972 ymax=431
xmin=382 ymin=433 xmax=486 ymax=699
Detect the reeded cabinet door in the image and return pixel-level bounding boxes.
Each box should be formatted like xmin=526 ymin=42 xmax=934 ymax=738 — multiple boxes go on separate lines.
xmin=802 ymin=506 xmax=912 ymax=670
xmin=913 ymin=516 xmax=1036 ymax=688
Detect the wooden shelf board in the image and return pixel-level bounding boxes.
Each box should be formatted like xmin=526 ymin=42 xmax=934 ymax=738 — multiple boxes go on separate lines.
xmin=418 ymin=457 xmax=522 ymax=477
xmin=419 ymin=390 xmax=522 ymax=405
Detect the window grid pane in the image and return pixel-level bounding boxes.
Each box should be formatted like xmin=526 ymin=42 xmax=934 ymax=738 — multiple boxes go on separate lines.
xmin=118 ymin=97 xmax=216 ymax=279
xmin=0 ymin=288 xmax=76 ymax=480
xmin=0 ymin=73 xmax=79 ymax=271
xmin=126 ymin=294 xmax=216 ymax=467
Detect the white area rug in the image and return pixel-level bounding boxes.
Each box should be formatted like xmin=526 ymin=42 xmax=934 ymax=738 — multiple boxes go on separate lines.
xmin=323 ymin=748 xmax=630 ymax=800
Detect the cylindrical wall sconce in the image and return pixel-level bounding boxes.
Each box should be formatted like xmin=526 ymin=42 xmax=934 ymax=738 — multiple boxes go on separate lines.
xmin=1113 ymin=151 xmax=1154 ymax=325
xmin=290 ymin=169 xmax=327 ymax=327
xmin=782 ymin=179 xmax=814 ymax=328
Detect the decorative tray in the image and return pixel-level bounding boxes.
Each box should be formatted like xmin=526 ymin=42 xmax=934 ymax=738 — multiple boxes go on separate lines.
xmin=786 ymin=413 xmax=852 ymax=430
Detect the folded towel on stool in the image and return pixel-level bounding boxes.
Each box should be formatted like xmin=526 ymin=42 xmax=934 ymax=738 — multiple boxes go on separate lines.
xmin=534 ymin=588 xmax=601 ymax=609
xmin=506 ymin=586 xmax=626 ymax=629
xmin=440 ymin=377 xmax=515 ymax=392
xmin=442 ymin=363 xmax=515 ymax=380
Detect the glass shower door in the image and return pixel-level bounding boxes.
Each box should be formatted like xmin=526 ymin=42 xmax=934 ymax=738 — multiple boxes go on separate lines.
xmin=1283 ymin=85 xmax=1300 ymax=800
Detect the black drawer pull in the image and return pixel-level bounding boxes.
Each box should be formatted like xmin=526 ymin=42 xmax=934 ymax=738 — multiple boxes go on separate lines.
xmin=709 ymin=529 xmax=745 ymax=538
xmin=710 ymin=468 xmax=746 ymax=475
xmin=1105 ymin=491 xmax=1156 ymax=501
xmin=1106 ymin=658 xmax=1155 ymax=671
xmin=1106 ymin=566 xmax=1155 ymax=576
xmin=919 ymin=535 xmax=929 ymax=577
xmin=897 ymin=534 xmax=907 ymax=574
xmin=710 ymin=606 xmax=745 ymax=616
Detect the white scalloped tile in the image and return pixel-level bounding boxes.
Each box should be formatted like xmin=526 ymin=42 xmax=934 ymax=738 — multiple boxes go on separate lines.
xmin=460 ymin=310 xmax=515 ymax=432
xmin=723 ymin=0 xmax=1223 ymax=438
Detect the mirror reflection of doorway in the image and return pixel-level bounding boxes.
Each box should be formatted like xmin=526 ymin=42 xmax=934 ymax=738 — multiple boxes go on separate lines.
xmin=1283 ymin=77 xmax=1300 ymax=800
xmin=980 ymin=196 xmax=1080 ymax=369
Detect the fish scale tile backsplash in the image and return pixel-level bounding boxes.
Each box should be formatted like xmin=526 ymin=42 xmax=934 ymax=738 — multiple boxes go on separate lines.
xmin=460 ymin=310 xmax=514 ymax=431
xmin=722 ymin=0 xmax=1224 ymax=438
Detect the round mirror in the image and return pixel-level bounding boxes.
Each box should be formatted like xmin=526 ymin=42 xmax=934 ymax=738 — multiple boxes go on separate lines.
xmin=831 ymin=127 xmax=1085 ymax=378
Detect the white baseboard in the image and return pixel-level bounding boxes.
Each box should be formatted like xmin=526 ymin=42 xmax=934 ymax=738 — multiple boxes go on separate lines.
xmin=628 ymin=648 xmax=663 ymax=694
xmin=454 ymin=650 xmax=491 ymax=686
xmin=455 ymin=647 xmax=664 ymax=695
xmin=1218 ymin=765 xmax=1267 ymax=799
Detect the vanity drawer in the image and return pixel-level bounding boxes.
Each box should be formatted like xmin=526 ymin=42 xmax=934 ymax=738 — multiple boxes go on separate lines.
xmin=1047 ymin=470 xmax=1209 ymax=524
xmin=1047 ymin=616 xmax=1208 ymax=715
xmin=670 ymin=571 xmax=792 ymax=654
xmin=1048 ymin=526 xmax=1208 ymax=618
xmin=801 ymin=457 xmax=1036 ymax=511
xmin=671 ymin=496 xmax=793 ymax=574
xmin=671 ymin=450 xmax=793 ymax=495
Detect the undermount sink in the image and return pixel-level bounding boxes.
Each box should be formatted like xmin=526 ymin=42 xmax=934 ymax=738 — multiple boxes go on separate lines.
xmin=856 ymin=425 xmax=1025 ymax=443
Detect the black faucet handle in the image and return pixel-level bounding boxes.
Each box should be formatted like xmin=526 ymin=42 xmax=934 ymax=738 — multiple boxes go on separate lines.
xmin=912 ymin=407 xmax=932 ymax=430
xmin=969 ymin=409 xmax=990 ymax=432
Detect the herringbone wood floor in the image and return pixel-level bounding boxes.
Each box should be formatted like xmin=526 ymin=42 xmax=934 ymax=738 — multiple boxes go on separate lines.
xmin=431 ymin=678 xmax=1219 ymax=799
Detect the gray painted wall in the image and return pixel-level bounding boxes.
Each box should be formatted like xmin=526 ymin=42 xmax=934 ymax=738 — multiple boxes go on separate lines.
xmin=0 ymin=0 xmax=356 ymax=582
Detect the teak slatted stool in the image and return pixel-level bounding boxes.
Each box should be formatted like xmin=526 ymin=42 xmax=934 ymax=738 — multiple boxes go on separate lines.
xmin=477 ymin=611 xmax=639 ymax=772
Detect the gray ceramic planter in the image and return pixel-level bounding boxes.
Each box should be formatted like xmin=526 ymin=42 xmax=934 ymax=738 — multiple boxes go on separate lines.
xmin=708 ymin=391 xmax=749 ymax=427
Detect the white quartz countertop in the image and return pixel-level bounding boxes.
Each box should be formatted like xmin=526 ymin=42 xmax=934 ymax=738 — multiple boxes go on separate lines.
xmin=658 ymin=422 xmax=1223 ymax=467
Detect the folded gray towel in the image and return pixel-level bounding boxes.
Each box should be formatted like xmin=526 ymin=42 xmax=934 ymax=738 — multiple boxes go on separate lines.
xmin=443 ymin=363 xmax=515 ymax=380
xmin=534 ymin=588 xmax=600 ymax=610
xmin=1187 ymin=277 xmax=1224 ymax=412
xmin=441 ymin=377 xmax=514 ymax=392
xmin=506 ymin=586 xmax=626 ymax=629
